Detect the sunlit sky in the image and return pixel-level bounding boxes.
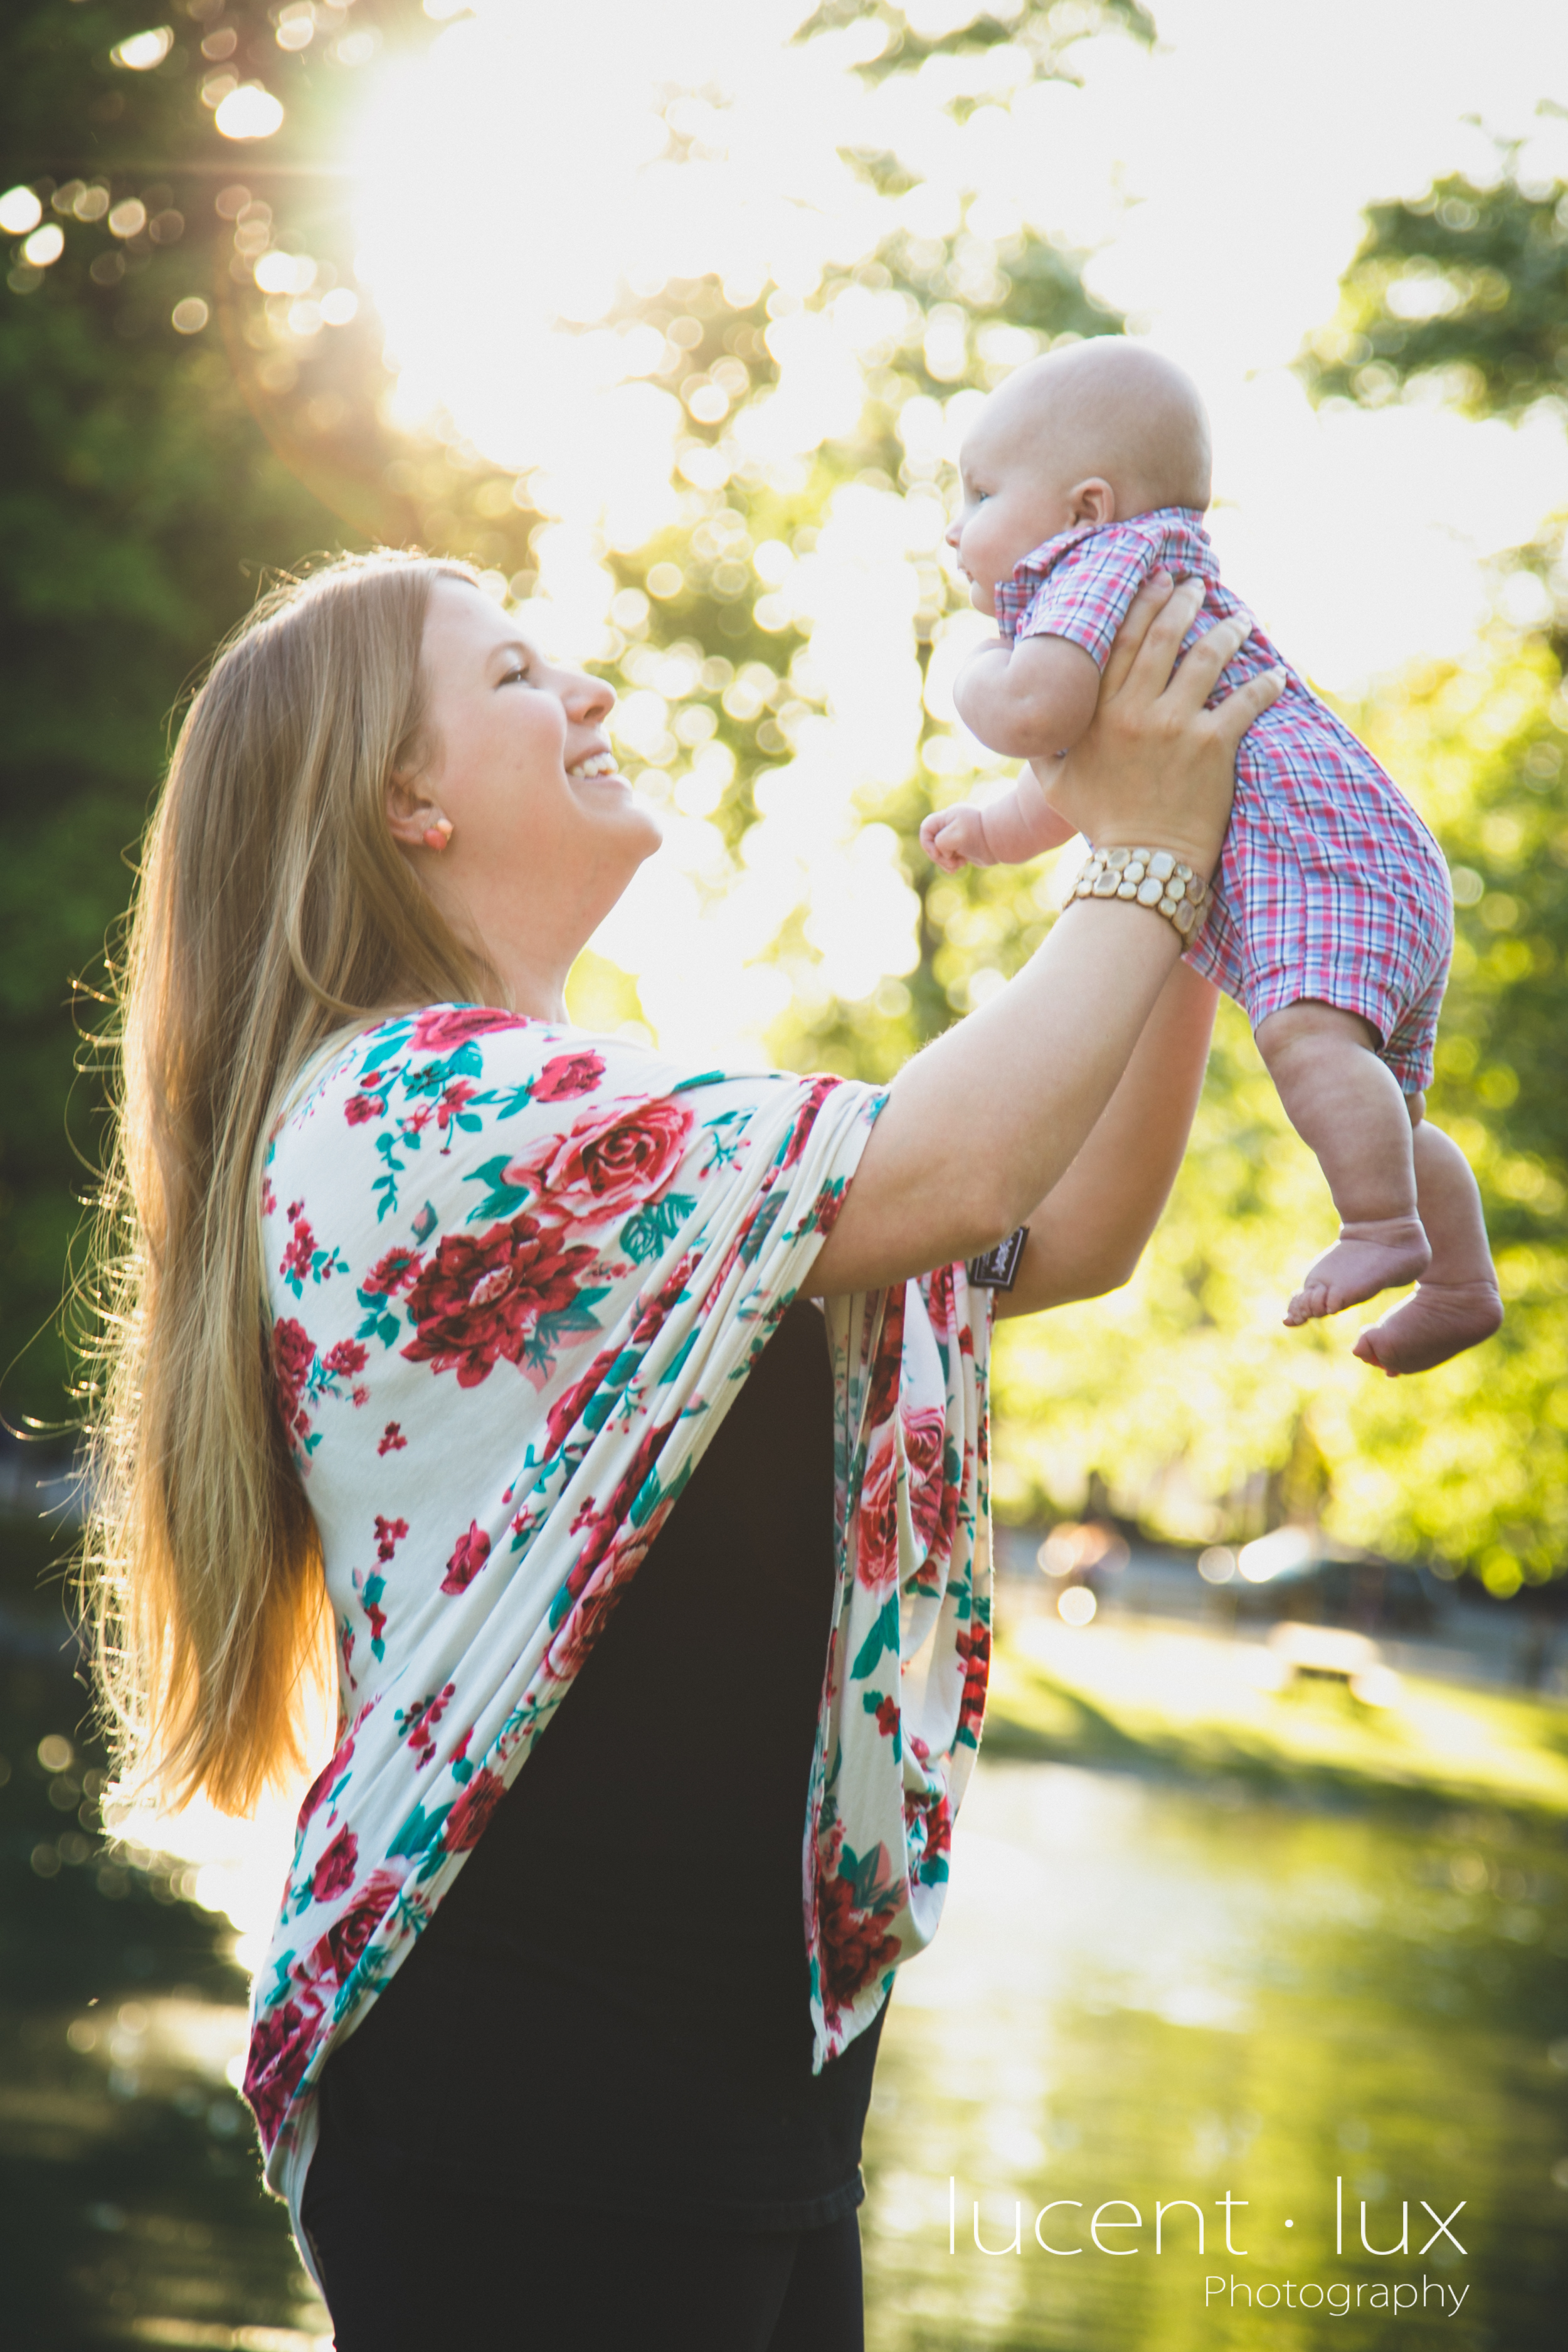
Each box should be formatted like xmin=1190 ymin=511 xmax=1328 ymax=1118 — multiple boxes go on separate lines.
xmin=352 ymin=0 xmax=1568 ymax=684
xmin=331 ymin=0 xmax=1568 ymax=1061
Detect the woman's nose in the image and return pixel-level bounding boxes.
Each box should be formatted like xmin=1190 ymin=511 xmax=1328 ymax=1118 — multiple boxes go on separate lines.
xmin=564 ymin=667 xmax=616 ymax=722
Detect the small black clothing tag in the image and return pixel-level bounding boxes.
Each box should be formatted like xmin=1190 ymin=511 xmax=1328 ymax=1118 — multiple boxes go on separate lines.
xmin=966 ymin=1226 xmax=1029 ymax=1291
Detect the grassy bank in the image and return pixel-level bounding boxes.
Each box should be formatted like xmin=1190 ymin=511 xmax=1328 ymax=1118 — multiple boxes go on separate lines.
xmin=985 ymin=1611 xmax=1568 ymax=1819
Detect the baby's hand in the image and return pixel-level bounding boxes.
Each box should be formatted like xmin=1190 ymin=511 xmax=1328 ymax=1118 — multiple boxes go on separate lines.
xmin=920 ymin=804 xmax=995 ymax=872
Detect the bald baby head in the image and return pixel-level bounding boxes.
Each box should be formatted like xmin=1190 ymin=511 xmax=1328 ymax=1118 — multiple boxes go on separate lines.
xmin=948 ymin=340 xmax=1212 ymax=615
xmin=987 ymin=341 xmax=1211 ymax=516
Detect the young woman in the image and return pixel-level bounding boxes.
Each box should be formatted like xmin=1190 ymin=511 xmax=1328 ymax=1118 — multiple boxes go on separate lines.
xmin=88 ymin=551 xmax=1276 ymax=2350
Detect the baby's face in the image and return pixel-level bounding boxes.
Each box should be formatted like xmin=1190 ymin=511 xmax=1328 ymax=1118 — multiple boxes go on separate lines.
xmin=946 ymin=405 xmax=1081 ymax=617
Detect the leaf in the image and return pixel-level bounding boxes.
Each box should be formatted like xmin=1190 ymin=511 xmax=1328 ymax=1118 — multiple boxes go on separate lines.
xmin=464 ymin=1155 xmax=532 ymax=1222
xmin=532 ymin=1287 xmax=611 ymax=1350
xmin=739 ymin=1190 xmax=787 ymax=1266
xmin=618 ymin=1194 xmax=696 ymax=1264
xmin=386 ymin=1799 xmax=452 ymax=1859
xmin=659 ymin=1327 xmax=701 ymax=1386
xmin=850 ymin=1594 xmax=900 ymax=1681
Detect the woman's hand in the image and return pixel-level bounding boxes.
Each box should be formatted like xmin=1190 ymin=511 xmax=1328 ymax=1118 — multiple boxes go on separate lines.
xmin=1042 ymin=571 xmax=1283 ymax=877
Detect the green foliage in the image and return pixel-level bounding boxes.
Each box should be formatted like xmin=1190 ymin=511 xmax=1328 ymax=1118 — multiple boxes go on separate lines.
xmin=1301 ymin=154 xmax=1568 ymax=423
xmin=992 ymin=648 xmax=1568 ymax=1592
xmin=795 ymin=0 xmax=1157 ymax=80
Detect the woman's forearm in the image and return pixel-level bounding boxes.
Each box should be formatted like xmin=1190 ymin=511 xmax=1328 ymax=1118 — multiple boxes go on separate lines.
xmin=995 ymin=961 xmax=1218 ymax=1317
xmin=808 ymin=893 xmax=1188 ymax=1294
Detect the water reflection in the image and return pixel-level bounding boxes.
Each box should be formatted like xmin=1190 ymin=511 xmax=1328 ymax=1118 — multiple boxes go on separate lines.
xmin=862 ymin=1763 xmax=1567 ymax=2350
xmin=4 ymin=1540 xmax=1564 ymax=2345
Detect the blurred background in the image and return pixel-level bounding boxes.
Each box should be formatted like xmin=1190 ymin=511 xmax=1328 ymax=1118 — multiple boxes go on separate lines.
xmin=0 ymin=2 xmax=1564 ymax=2345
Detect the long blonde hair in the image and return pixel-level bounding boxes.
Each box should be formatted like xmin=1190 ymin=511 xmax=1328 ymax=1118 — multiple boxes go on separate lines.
xmin=85 ymin=550 xmax=499 ymax=1814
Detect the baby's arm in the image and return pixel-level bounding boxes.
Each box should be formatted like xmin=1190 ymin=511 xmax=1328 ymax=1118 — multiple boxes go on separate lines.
xmin=953 ymin=633 xmax=1102 ymax=761
xmin=921 ymin=767 xmax=1077 ymax=872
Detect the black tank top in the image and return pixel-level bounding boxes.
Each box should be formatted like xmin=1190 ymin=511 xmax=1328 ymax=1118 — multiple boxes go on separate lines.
xmin=317 ymin=1297 xmax=886 ymax=2227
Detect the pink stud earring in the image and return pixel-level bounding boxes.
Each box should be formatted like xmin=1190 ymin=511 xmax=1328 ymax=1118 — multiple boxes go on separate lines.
xmin=422 ymin=818 xmax=453 ymax=851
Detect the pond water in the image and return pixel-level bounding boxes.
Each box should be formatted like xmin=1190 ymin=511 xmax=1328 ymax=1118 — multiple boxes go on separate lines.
xmin=861 ymin=1764 xmax=1568 ymax=2352
xmin=3 ymin=1566 xmax=1565 ymax=2349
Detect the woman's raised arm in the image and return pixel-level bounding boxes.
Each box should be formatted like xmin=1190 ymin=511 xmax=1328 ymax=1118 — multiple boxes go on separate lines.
xmin=993 ymin=958 xmax=1217 ymax=1318
xmin=807 ymin=573 xmax=1281 ymax=1300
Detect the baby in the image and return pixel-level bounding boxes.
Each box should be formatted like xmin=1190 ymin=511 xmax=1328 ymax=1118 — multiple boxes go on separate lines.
xmin=920 ymin=341 xmax=1503 ymax=1377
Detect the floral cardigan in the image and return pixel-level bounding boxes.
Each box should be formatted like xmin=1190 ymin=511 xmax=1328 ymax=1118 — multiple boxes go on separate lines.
xmin=242 ymin=1006 xmax=993 ymax=2267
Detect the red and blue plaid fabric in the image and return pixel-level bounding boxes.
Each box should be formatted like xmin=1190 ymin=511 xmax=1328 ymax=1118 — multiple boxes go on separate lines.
xmin=999 ymin=511 xmax=1453 ymax=1091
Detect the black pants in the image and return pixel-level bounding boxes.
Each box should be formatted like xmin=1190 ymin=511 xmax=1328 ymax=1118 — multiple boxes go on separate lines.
xmin=301 ymin=2121 xmax=866 ymax=2352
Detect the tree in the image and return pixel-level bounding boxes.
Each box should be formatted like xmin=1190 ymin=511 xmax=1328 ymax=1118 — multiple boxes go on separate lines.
xmin=0 ymin=0 xmax=1148 ymax=1416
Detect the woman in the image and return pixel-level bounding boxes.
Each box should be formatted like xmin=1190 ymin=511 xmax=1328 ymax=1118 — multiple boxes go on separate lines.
xmin=88 ymin=550 xmax=1276 ymax=2349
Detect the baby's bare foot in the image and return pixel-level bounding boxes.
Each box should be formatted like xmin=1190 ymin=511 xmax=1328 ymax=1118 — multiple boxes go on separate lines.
xmin=1283 ymin=1216 xmax=1431 ymax=1327
xmin=1353 ymin=1279 xmax=1504 ymax=1377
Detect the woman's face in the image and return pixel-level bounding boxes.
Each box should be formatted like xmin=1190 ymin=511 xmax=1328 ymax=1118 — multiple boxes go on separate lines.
xmin=398 ymin=577 xmax=660 ymax=1014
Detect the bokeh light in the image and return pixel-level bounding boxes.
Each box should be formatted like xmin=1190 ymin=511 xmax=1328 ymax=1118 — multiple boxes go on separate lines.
xmin=109 ymin=26 xmax=175 ymax=72
xmin=336 ymin=0 xmax=1568 ymax=1068
xmin=215 ymin=83 xmax=285 ymax=141
xmin=0 ymin=184 xmax=41 ymax=235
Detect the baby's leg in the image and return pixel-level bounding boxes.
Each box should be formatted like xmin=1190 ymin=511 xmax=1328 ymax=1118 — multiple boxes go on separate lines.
xmin=1254 ymin=1001 xmax=1431 ymax=1323
xmin=1353 ymin=1112 xmax=1503 ymax=1376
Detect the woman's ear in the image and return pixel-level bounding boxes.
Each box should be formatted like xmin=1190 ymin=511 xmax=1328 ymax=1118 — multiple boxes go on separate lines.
xmin=386 ymin=768 xmax=453 ymax=854
xmin=1067 ymin=477 xmax=1117 ymax=528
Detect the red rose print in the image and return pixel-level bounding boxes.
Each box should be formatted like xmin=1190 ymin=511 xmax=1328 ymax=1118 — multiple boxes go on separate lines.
xmin=445 ymin=1766 xmax=507 ymax=1851
xmin=437 ymin=1079 xmax=477 ymax=1135
xmin=543 ymin=1537 xmax=648 ymax=1683
xmin=956 ymin=1619 xmax=990 ymax=1739
xmin=534 ymin=1051 xmax=606 ymax=1103
xmin=874 ymin=1695 xmax=899 ymax=1739
xmin=374 ymin=1515 xmax=408 ymax=1563
xmin=363 ymin=1246 xmax=423 ymax=1299
xmin=902 ymin=1406 xmax=950 ymax=1560
xmin=631 ymin=1251 xmax=700 ymax=1347
xmin=272 ymin=1316 xmax=316 ymax=1446
xmin=506 ymin=1097 xmax=693 ymax=1227
xmin=780 ymin=1074 xmax=840 ymax=1170
xmin=396 ymin=1681 xmax=455 ymax=1766
xmin=544 ymin=1343 xmax=622 ymax=1460
xmin=243 ymin=1996 xmax=315 ymax=2145
xmin=866 ymin=1288 xmax=907 ymax=1434
xmin=322 ymin=1338 xmax=368 ymax=1382
xmin=281 ymin=1213 xmax=318 ymax=1290
xmin=817 ymin=1869 xmax=902 ymax=2006
xmin=410 ymin=1006 xmax=527 ymax=1055
xmin=311 ymin=1868 xmax=402 ymax=1986
xmin=310 ymin=1825 xmax=359 ymax=1905
xmin=568 ymin=1422 xmax=669 ymax=1582
xmin=808 ymin=1179 xmax=849 ymax=1237
xmin=855 ymin=1432 xmax=900 ymax=1591
xmin=401 ymin=1214 xmax=597 ymax=1387
xmin=297 ymin=1732 xmax=355 ymax=1832
xmin=344 ymin=1093 xmax=386 ymax=1126
xmin=377 ymin=1421 xmax=406 ymax=1456
xmin=441 ymin=1521 xmax=492 ymax=1594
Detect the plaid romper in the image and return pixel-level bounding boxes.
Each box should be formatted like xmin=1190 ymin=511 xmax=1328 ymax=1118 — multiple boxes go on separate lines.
xmin=995 ymin=510 xmax=1453 ymax=1093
